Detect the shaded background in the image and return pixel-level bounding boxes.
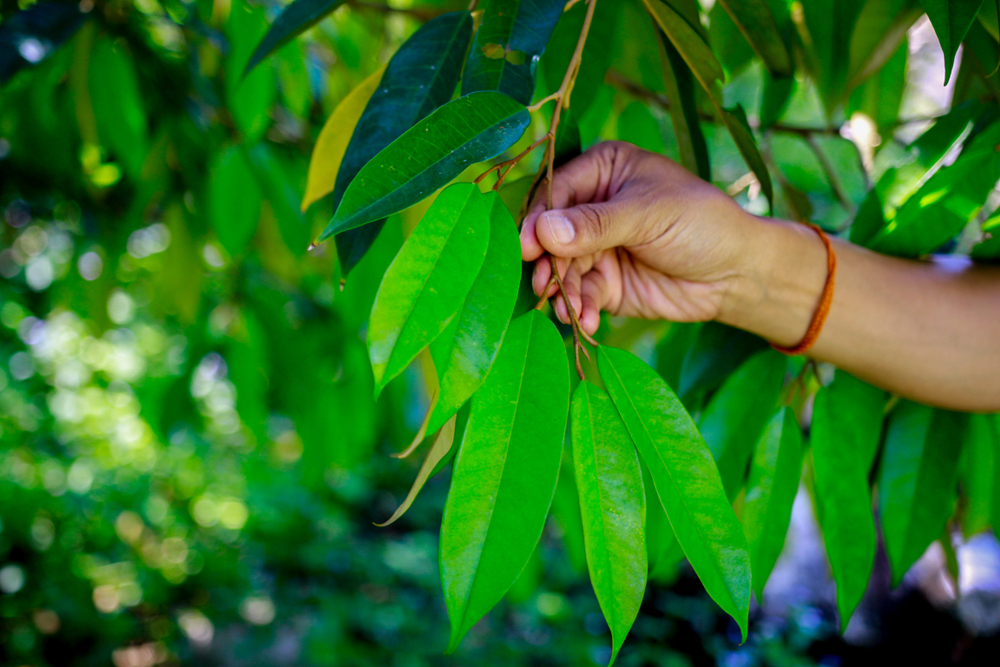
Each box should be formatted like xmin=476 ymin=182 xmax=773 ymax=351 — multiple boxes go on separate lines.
xmin=2 ymin=0 xmax=1000 ymax=665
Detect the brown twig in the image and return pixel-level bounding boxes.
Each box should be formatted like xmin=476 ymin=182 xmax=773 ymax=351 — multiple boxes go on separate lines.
xmin=474 ymin=134 xmax=551 ymax=186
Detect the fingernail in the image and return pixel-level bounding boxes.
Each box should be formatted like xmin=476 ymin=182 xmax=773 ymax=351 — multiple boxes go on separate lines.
xmin=544 ymin=213 xmax=575 ymax=246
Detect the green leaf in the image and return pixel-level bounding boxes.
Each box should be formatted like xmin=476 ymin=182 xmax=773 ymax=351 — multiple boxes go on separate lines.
xmin=571 ymin=382 xmax=647 ymax=664
xmin=678 ymin=322 xmax=768 ymax=404
xmin=846 ymin=0 xmax=921 ymax=88
xmin=427 ymin=192 xmax=521 ymax=433
xmin=972 ymin=211 xmax=1000 ymax=260
xmin=958 ymin=414 xmax=998 ymax=537
xmin=321 ymin=91 xmax=530 ymax=240
xmin=244 ymin=0 xmax=348 ymax=76
xmin=721 ymin=105 xmax=774 ymax=208
xmin=643 ymin=460 xmax=685 ymax=582
xmin=657 ymin=31 xmax=711 ymax=180
xmin=330 ymin=11 xmax=473 ymax=273
xmin=462 ymin=0 xmax=565 ymax=104
xmin=810 ymin=371 xmax=886 ymax=630
xmin=552 ymin=453 xmax=588 ymax=574
xmin=870 ymin=118 xmax=1000 ymax=256
xmin=440 ymin=310 xmax=570 ymax=651
xmin=655 ymin=322 xmax=699 ymax=394
xmin=644 ymin=0 xmax=723 ymax=98
xmin=714 ymin=0 xmax=792 ymax=76
xmin=208 ymin=147 xmax=263 ymax=257
xmin=919 ymin=0 xmax=986 ymax=83
xmin=760 ymin=72 xmax=795 ymax=131
xmin=800 ymin=0 xmax=866 ymax=114
xmin=708 ymin=0 xmax=756 ymax=77
xmin=368 ymin=183 xmax=491 ymax=394
xmin=618 ymin=102 xmax=666 ymax=153
xmin=878 ymin=402 xmax=968 ymax=587
xmin=742 ymin=407 xmax=803 ymax=600
xmin=697 ymin=350 xmax=787 ymax=501
xmin=89 ymin=39 xmax=148 ymax=179
xmin=226 ymin=1 xmax=277 ymax=144
xmin=598 ymin=345 xmax=751 ymax=641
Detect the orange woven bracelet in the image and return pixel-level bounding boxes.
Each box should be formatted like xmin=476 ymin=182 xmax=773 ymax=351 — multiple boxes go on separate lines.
xmin=770 ymin=224 xmax=837 ymax=356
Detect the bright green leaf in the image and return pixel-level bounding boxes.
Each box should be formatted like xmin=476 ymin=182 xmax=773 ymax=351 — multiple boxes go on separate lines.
xmin=572 ymin=382 xmax=647 ymax=664
xmin=208 ymin=146 xmax=263 ymax=257
xmin=321 ymin=91 xmax=530 ymax=241
xmin=368 ymin=183 xmax=491 ymax=394
xmin=598 ymin=345 xmax=751 ymax=641
xmin=427 ymin=191 xmax=521 ymax=433
xmin=958 ymin=414 xmax=998 ymax=537
xmin=742 ymin=407 xmax=803 ymax=600
xmin=919 ymin=0 xmax=986 ymax=83
xmin=715 ymin=0 xmax=792 ymax=76
xmin=440 ymin=310 xmax=570 ymax=651
xmin=89 ymin=39 xmax=147 ymax=179
xmin=618 ymin=102 xmax=666 ymax=154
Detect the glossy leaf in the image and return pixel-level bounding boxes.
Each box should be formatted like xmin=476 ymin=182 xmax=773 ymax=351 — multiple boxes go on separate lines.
xmin=209 ymin=147 xmax=263 ymax=257
xmin=302 ymin=64 xmax=387 ymax=212
xmin=715 ymin=0 xmax=792 ymax=76
xmin=368 ymin=183 xmax=491 ymax=394
xmin=598 ymin=345 xmax=751 ymax=641
xmin=878 ymin=402 xmax=967 ymax=587
xmin=643 ymin=460 xmax=684 ymax=582
xmin=244 ymin=0 xmax=349 ymax=76
xmin=330 ymin=11 xmax=473 ymax=273
xmin=572 ymin=382 xmax=647 ymax=664
xmin=919 ymin=0 xmax=985 ymax=83
xmin=427 ymin=192 xmax=521 ymax=434
xmin=321 ymin=91 xmax=530 ymax=240
xmin=742 ymin=408 xmax=803 ymax=600
xmin=697 ymin=350 xmax=787 ymax=501
xmin=462 ymin=0 xmax=564 ymax=104
xmin=811 ymin=371 xmax=886 ymax=630
xmin=440 ymin=311 xmax=569 ymax=651
xmin=0 ymin=2 xmax=86 ymax=83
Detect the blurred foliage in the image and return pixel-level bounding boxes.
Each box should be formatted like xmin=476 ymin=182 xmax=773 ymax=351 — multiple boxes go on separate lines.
xmin=2 ymin=0 xmax=1000 ymax=665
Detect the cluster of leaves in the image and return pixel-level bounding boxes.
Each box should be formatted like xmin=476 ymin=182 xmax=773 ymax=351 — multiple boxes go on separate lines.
xmin=5 ymin=0 xmax=1000 ymax=663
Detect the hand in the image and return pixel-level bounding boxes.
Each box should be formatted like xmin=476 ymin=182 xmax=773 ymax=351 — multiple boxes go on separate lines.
xmin=520 ymin=141 xmax=763 ymax=336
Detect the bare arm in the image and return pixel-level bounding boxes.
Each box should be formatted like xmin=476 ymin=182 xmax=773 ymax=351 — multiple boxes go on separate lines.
xmin=520 ymin=141 xmax=1000 ymax=412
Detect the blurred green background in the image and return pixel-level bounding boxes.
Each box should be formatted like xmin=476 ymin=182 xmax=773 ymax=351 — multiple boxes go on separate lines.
xmin=2 ymin=0 xmax=1000 ymax=665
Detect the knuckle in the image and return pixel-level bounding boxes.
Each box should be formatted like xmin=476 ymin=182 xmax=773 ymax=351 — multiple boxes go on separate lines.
xmin=577 ymin=204 xmax=611 ymax=240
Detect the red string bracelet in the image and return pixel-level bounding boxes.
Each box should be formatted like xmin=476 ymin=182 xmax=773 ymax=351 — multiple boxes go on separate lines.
xmin=770 ymin=224 xmax=837 ymax=356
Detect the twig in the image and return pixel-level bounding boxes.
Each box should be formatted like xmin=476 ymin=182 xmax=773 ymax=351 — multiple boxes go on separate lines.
xmin=474 ymin=134 xmax=551 ymax=185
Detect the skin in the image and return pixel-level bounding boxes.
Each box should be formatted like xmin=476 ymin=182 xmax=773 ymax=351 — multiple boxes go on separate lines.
xmin=520 ymin=141 xmax=1000 ymax=412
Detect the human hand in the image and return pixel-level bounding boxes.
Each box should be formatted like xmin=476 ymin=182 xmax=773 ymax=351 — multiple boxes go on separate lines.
xmin=520 ymin=141 xmax=763 ymax=335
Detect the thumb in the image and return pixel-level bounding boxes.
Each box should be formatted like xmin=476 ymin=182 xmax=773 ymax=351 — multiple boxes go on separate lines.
xmin=535 ymin=201 xmax=634 ymax=258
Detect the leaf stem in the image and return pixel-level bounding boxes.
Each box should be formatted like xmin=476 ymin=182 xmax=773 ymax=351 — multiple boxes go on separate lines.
xmin=473 ymin=134 xmax=551 ymax=185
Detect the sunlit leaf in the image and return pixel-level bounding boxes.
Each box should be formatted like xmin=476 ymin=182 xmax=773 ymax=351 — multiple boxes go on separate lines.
xmin=958 ymin=414 xmax=999 ymax=537
xmin=572 ymin=382 xmax=646 ymax=664
xmin=320 ymin=91 xmax=530 ymax=240
xmin=244 ymin=0 xmax=349 ymax=76
xmin=427 ymin=191 xmax=521 ymax=433
xmin=715 ymin=0 xmax=792 ymax=76
xmin=462 ymin=0 xmax=564 ymax=104
xmin=742 ymin=407 xmax=803 ymax=600
xmin=368 ymin=183 xmax=491 ymax=394
xmin=598 ymin=345 xmax=751 ymax=641
xmin=440 ymin=310 xmax=569 ymax=651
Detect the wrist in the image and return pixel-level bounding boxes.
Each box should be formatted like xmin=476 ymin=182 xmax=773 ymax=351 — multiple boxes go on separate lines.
xmin=717 ymin=216 xmax=830 ymax=348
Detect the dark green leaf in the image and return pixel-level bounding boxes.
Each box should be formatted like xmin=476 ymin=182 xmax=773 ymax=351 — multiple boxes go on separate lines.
xmin=209 ymin=147 xmax=263 ymax=257
xmin=811 ymin=371 xmax=886 ymax=630
xmin=368 ymin=183 xmax=491 ymax=394
xmin=742 ymin=407 xmax=803 ymax=600
xmin=722 ymin=105 xmax=774 ymax=208
xmin=89 ymin=39 xmax=147 ymax=179
xmin=715 ymin=0 xmax=792 ymax=76
xmin=427 ymin=191 xmax=521 ymax=433
xmin=321 ymin=91 xmax=530 ymax=240
xmin=846 ymin=0 xmax=921 ymax=88
xmin=440 ymin=310 xmax=569 ymax=651
xmin=678 ymin=322 xmax=768 ymax=404
xmin=760 ymin=72 xmax=794 ymax=131
xmin=645 ymin=0 xmax=723 ymax=97
xmin=708 ymin=0 xmax=756 ymax=77
xmin=958 ymin=414 xmax=998 ymax=537
xmin=878 ymin=402 xmax=967 ymax=587
xmin=330 ymin=11 xmax=473 ymax=273
xmin=598 ymin=346 xmax=751 ymax=641
xmin=657 ymin=31 xmax=711 ymax=180
xmin=244 ymin=0 xmax=348 ymax=77
xmin=919 ymin=0 xmax=986 ymax=83
xmin=697 ymin=350 xmax=787 ymax=501
xmin=572 ymin=382 xmax=646 ymax=664
xmin=462 ymin=0 xmax=564 ymax=104
xmin=0 ymin=2 xmax=86 ymax=84
xmin=800 ymin=0 xmax=866 ymax=114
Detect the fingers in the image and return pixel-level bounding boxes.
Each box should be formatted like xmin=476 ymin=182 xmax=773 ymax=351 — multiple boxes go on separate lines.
xmin=534 ymin=200 xmax=637 ymax=259
xmin=579 ymin=271 xmax=612 ymax=335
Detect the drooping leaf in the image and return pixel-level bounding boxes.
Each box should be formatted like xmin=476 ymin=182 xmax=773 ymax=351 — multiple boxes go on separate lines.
xmin=208 ymin=147 xmax=263 ymax=257
xmin=848 ymin=36 xmax=908 ymax=139
xmin=427 ymin=192 xmax=521 ymax=433
xmin=800 ymin=0 xmax=866 ymax=114
xmin=0 ymin=2 xmax=86 ymax=84
xmin=742 ymin=407 xmax=803 ymax=600
xmin=248 ymin=143 xmax=311 ymax=254
xmin=302 ymin=64 xmax=387 ymax=212
xmin=846 ymin=0 xmax=921 ymax=88
xmin=721 ymin=105 xmax=774 ymax=208
xmin=368 ymin=183 xmax=491 ymax=394
xmin=760 ymin=72 xmax=795 ymax=131
xmin=655 ymin=322 xmax=699 ymax=394
xmin=958 ymin=414 xmax=998 ymax=537
xmin=919 ymin=0 xmax=986 ymax=83
xmin=572 ymin=382 xmax=647 ymax=664
xmin=226 ymin=1 xmax=277 ymax=144
xmin=878 ymin=402 xmax=968 ymax=587
xmin=440 ymin=310 xmax=569 ymax=652
xmin=321 ymin=91 xmax=530 ymax=240
xmin=678 ymin=322 xmax=768 ymax=404
xmin=89 ymin=39 xmax=148 ymax=179
xmin=697 ymin=350 xmax=787 ymax=501
xmin=643 ymin=460 xmax=685 ymax=582
xmin=656 ymin=31 xmax=710 ymax=180
xmin=714 ymin=0 xmax=792 ymax=76
xmin=462 ymin=0 xmax=564 ymax=104
xmin=552 ymin=453 xmax=588 ymax=574
xmin=244 ymin=0 xmax=349 ymax=77
xmin=598 ymin=345 xmax=751 ymax=641
xmin=708 ymin=0 xmax=756 ymax=77
xmin=811 ymin=371 xmax=886 ymax=630
xmin=330 ymin=11 xmax=473 ymax=273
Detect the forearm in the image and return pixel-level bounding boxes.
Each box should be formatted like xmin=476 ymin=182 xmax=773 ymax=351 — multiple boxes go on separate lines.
xmin=721 ymin=216 xmax=1000 ymax=412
